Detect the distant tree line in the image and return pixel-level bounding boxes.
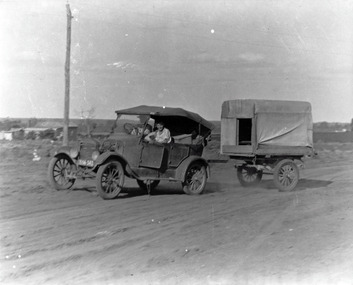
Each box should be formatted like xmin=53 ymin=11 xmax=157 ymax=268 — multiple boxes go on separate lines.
xmin=313 ymin=121 xmax=351 ymax=132
xmin=1 ymin=117 xmax=352 ymax=133
xmin=0 ymin=119 xmax=23 ymax=131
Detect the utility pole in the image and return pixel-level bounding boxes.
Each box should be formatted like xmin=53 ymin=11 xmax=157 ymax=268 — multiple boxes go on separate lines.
xmin=63 ymin=3 xmax=72 ymax=146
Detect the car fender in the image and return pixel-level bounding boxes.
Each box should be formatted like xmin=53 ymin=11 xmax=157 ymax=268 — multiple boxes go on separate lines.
xmin=52 ymin=146 xmax=75 ymax=163
xmin=93 ymin=152 xmax=129 ymax=172
xmin=175 ymin=155 xmax=210 ymax=181
xmin=53 ymin=146 xmax=71 ymax=157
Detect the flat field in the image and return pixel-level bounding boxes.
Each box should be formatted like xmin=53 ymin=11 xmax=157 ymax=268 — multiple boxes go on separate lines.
xmin=0 ymin=140 xmax=353 ymax=284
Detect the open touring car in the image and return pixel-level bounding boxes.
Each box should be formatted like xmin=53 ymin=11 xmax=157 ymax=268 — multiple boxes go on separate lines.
xmin=48 ymin=105 xmax=214 ymax=199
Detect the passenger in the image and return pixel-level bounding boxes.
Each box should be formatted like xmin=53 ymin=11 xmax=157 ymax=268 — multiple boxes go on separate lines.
xmin=145 ymin=121 xmax=171 ymax=144
xmin=191 ymin=130 xmax=206 ymax=146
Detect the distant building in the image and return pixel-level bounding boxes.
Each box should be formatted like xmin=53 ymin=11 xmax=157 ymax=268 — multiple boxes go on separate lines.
xmin=0 ymin=128 xmax=24 ymax=141
xmin=24 ymin=127 xmax=52 ymax=139
xmin=0 ymin=131 xmax=14 ymax=141
xmin=33 ymin=122 xmax=78 ymax=141
xmin=0 ymin=121 xmax=78 ymax=141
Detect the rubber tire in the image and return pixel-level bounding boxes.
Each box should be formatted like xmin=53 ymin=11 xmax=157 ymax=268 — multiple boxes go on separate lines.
xmin=273 ymin=159 xmax=299 ymax=192
xmin=48 ymin=155 xmax=76 ymax=190
xmin=136 ymin=180 xmax=160 ymax=192
xmin=237 ymin=165 xmax=263 ymax=187
xmin=96 ymin=161 xmax=125 ymax=199
xmin=182 ymin=163 xmax=207 ymax=195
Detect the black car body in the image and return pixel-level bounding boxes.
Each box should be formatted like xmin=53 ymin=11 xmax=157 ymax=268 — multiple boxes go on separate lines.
xmin=48 ymin=105 xmax=214 ymax=199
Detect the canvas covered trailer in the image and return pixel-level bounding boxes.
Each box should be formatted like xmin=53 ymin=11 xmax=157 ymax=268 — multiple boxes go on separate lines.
xmin=221 ymin=99 xmax=313 ymax=156
xmin=220 ymin=99 xmax=315 ymax=191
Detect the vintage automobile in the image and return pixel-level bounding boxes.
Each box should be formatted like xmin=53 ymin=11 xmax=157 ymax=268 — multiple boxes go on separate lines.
xmin=48 ymin=105 xmax=214 ymax=199
xmin=220 ymin=99 xmax=315 ymax=192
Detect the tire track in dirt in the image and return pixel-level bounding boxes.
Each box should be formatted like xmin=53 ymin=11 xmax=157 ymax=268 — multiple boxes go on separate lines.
xmin=1 ymin=182 xmax=282 ymax=282
xmin=1 ymin=151 xmax=353 ymax=284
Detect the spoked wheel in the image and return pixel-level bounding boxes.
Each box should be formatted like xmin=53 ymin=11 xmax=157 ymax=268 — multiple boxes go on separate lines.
xmin=237 ymin=165 xmax=263 ymax=187
xmin=182 ymin=163 xmax=207 ymax=195
xmin=96 ymin=161 xmax=125 ymax=199
xmin=48 ymin=155 xmax=76 ymax=190
xmin=273 ymin=159 xmax=299 ymax=192
xmin=136 ymin=180 xmax=160 ymax=192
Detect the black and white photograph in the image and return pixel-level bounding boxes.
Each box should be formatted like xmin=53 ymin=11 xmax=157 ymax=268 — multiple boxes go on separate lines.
xmin=0 ymin=0 xmax=352 ymax=284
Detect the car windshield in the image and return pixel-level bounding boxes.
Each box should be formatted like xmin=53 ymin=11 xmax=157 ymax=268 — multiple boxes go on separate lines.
xmin=113 ymin=114 xmax=155 ymax=136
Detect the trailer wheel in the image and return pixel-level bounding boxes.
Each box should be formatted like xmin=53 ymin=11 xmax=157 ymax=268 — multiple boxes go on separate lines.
xmin=237 ymin=165 xmax=263 ymax=187
xmin=273 ymin=159 xmax=299 ymax=192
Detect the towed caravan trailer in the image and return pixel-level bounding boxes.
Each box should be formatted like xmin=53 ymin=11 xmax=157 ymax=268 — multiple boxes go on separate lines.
xmin=221 ymin=99 xmax=315 ymax=191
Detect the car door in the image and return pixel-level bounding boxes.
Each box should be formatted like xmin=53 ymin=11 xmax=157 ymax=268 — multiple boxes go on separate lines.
xmin=139 ymin=142 xmax=167 ymax=169
xmin=168 ymin=143 xmax=190 ymax=168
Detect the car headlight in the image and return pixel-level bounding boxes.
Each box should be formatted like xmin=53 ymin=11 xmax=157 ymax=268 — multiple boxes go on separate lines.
xmin=69 ymin=148 xmax=79 ymax=159
xmin=92 ymin=151 xmax=100 ymax=161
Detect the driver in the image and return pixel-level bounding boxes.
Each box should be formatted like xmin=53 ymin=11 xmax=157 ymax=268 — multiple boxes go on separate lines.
xmin=145 ymin=121 xmax=171 ymax=144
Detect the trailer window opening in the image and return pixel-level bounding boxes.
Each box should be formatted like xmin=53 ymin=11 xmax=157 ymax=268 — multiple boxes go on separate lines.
xmin=238 ymin=119 xmax=252 ymax=145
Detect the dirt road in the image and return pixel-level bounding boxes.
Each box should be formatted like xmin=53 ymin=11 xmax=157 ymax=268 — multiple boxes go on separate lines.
xmin=1 ymin=142 xmax=353 ymax=284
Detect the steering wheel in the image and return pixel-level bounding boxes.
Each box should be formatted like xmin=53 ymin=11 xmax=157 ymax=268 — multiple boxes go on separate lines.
xmin=123 ymin=123 xmax=138 ymax=135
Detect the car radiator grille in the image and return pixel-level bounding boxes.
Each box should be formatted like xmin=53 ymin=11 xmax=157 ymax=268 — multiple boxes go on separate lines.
xmin=79 ymin=145 xmax=97 ymax=160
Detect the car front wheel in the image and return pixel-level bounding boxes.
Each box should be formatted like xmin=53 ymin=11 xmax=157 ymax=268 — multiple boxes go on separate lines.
xmin=48 ymin=155 xmax=76 ymax=190
xmin=96 ymin=161 xmax=125 ymax=199
xmin=182 ymin=163 xmax=207 ymax=195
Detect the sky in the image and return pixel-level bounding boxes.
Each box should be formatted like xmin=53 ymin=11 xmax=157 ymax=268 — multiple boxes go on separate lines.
xmin=0 ymin=0 xmax=352 ymax=122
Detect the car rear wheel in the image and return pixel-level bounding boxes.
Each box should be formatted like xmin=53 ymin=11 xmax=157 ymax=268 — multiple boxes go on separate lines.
xmin=182 ymin=163 xmax=207 ymax=195
xmin=48 ymin=155 xmax=76 ymax=190
xmin=96 ymin=161 xmax=125 ymax=199
xmin=237 ymin=165 xmax=263 ymax=187
xmin=273 ymin=159 xmax=299 ymax=192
